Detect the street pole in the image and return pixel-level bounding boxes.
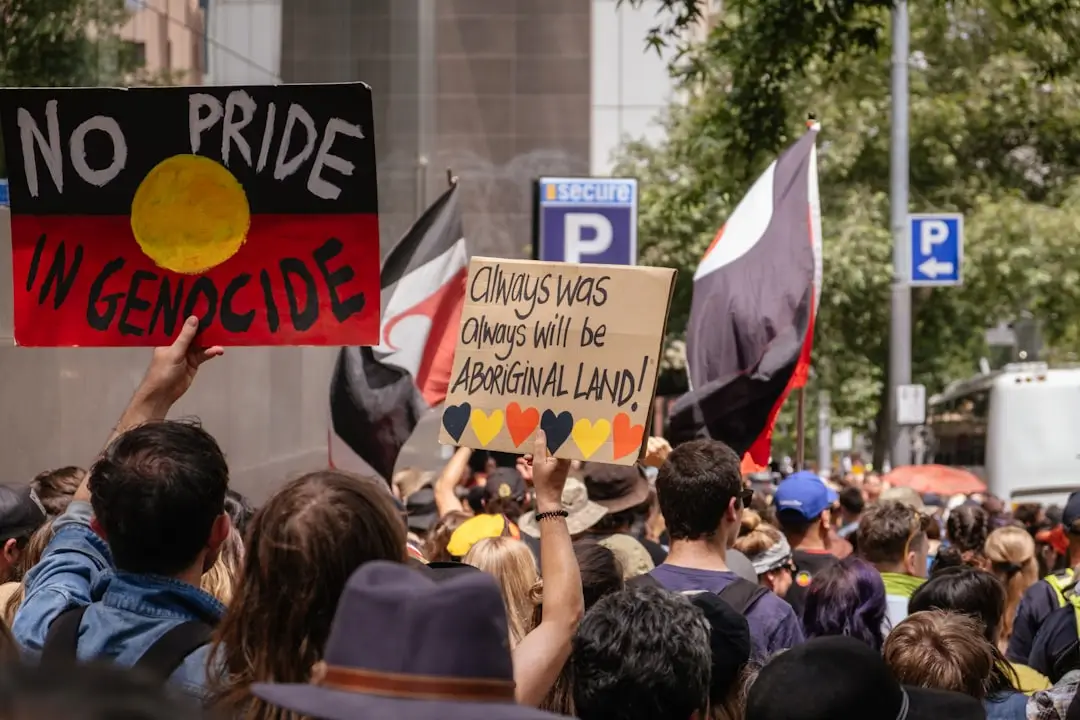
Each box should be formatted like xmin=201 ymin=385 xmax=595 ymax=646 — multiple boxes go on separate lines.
xmin=817 ymin=391 xmax=831 ymax=477
xmin=889 ymin=0 xmax=912 ymax=468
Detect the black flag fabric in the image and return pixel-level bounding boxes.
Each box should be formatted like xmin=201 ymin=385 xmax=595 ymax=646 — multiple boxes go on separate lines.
xmin=329 ymin=183 xmax=468 ymax=481
xmin=668 ymin=128 xmax=822 ymax=467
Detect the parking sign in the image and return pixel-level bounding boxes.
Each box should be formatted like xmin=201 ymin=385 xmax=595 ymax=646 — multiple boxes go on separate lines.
xmin=533 ymin=177 xmax=637 ymax=265
xmin=909 ymin=213 xmax=963 ymax=286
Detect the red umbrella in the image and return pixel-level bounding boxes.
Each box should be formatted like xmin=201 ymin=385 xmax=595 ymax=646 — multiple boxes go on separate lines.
xmin=883 ymin=464 xmax=987 ymax=496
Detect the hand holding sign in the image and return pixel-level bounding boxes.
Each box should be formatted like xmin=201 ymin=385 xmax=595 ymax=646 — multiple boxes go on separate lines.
xmin=139 ymin=315 xmax=224 ymax=409
xmin=439 ymin=257 xmax=675 ymax=464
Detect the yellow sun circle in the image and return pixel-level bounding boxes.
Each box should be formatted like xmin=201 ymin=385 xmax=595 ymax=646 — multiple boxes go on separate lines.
xmin=130 ymin=154 xmax=250 ymax=274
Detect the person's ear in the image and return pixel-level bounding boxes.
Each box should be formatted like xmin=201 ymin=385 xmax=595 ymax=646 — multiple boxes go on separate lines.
xmin=209 ymin=513 xmax=231 ymax=553
xmin=726 ymin=497 xmax=739 ymax=523
xmin=904 ymin=549 xmax=917 ymax=575
xmin=1 ymin=538 xmax=20 ymax=567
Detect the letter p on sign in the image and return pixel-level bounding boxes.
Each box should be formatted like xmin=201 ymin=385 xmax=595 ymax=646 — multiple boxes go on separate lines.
xmin=564 ymin=213 xmax=613 ymax=264
xmin=920 ymin=219 xmax=950 ymax=256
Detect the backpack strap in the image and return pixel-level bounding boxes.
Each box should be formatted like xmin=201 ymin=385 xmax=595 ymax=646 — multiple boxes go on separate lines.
xmin=132 ymin=621 xmax=214 ymax=682
xmin=716 ymin=578 xmax=769 ymax=615
xmin=627 ymin=573 xmax=662 ymax=591
xmin=40 ymin=606 xmax=89 ymax=666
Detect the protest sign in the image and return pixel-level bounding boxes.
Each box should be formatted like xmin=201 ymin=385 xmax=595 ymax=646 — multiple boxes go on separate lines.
xmin=439 ymin=257 xmax=676 ymax=465
xmin=0 ymin=83 xmax=380 ymax=346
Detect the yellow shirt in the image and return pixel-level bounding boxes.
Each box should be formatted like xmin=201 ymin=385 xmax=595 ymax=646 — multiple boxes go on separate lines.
xmin=1010 ymin=661 xmax=1051 ymax=694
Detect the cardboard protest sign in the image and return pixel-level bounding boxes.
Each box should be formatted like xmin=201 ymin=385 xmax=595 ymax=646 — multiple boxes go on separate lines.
xmin=0 ymin=83 xmax=380 ymax=346
xmin=439 ymin=257 xmax=676 ymax=464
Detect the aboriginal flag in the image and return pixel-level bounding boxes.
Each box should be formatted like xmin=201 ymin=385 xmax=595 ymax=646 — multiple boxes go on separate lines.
xmin=0 ymin=83 xmax=381 ymax=347
xmin=668 ymin=126 xmax=822 ymax=467
xmin=329 ymin=183 xmax=468 ymax=482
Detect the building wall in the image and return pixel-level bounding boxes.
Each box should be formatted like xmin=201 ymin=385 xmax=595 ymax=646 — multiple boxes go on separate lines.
xmin=120 ymin=0 xmax=206 ymax=85
xmin=203 ymin=0 xmax=282 ymax=84
xmin=590 ymin=0 xmax=679 ymax=174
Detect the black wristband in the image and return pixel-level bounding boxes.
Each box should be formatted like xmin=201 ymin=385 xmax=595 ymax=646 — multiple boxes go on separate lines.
xmin=535 ymin=509 xmax=569 ymax=522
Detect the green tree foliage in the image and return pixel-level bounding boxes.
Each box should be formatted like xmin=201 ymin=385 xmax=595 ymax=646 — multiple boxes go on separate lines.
xmin=617 ymin=0 xmax=1080 ymax=462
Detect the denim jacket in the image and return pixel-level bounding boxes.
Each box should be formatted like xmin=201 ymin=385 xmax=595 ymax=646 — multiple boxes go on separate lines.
xmin=12 ymin=501 xmax=225 ymax=699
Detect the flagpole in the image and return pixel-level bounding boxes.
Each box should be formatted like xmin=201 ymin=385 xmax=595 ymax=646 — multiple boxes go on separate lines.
xmin=795 ymin=387 xmax=806 ymax=469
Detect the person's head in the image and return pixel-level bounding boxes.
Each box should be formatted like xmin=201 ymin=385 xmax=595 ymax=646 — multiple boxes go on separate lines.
xmin=0 ymin=661 xmax=208 ymax=720
xmin=464 ymin=536 xmax=538 ymax=647
xmin=209 ymin=469 xmax=406 ymax=716
xmin=223 ymin=489 xmax=255 ymax=540
xmin=734 ymin=515 xmax=794 ymax=597
xmin=422 ymin=510 xmax=471 ymax=563
xmin=773 ymin=472 xmax=837 ymax=549
xmin=572 ymin=585 xmax=712 ymax=720
xmin=984 ymin=525 xmax=1038 ymax=648
xmin=687 ymin=592 xmax=752 ymax=714
xmin=939 ymin=504 xmax=991 ymax=569
xmin=1062 ymin=491 xmax=1080 ymax=557
xmin=747 ymin=635 xmax=987 ymax=720
xmin=858 ymin=501 xmax=928 ymax=577
xmin=200 ymin=525 xmax=244 ymax=606
xmin=883 ymin=610 xmax=995 ymax=700
xmin=838 ymin=486 xmax=865 ymax=523
xmin=1013 ymin=502 xmax=1044 ymax=532
xmin=657 ymin=439 xmax=748 ymax=549
xmin=0 ymin=485 xmax=47 ymax=583
xmin=482 ymin=467 xmax=529 ymax=522
xmin=908 ymin=566 xmax=1018 ymax=693
xmin=802 ymin=556 xmax=888 ymax=651
xmin=583 ymin=463 xmax=651 ymax=535
xmin=535 ymin=541 xmax=625 ymax=717
xmin=30 ymin=467 xmax=84 ymax=517
xmin=3 ymin=518 xmax=56 ymax=626
xmin=88 ymin=421 xmax=229 ymax=579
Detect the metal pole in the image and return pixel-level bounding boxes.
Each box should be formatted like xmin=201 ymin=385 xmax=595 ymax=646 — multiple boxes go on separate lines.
xmin=889 ymin=0 xmax=912 ymax=468
xmin=795 ymin=387 xmax=806 ymax=470
xmin=817 ymin=391 xmax=831 ymax=477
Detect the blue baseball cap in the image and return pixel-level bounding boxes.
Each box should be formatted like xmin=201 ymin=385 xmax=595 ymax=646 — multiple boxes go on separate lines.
xmin=774 ymin=471 xmax=838 ymax=520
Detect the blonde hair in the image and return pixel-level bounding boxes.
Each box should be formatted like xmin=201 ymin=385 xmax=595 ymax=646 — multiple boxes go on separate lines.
xmin=734 ymin=514 xmax=785 ymax=560
xmin=883 ymin=610 xmax=994 ymax=700
xmin=985 ymin=526 xmax=1038 ymax=649
xmin=464 ymin=537 xmax=538 ymax=647
xmin=3 ymin=519 xmax=56 ymax=626
xmin=201 ymin=526 xmax=245 ymax=606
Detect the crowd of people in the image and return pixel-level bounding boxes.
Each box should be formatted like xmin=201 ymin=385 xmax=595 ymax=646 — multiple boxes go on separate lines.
xmin=2 ymin=318 xmax=1080 ymax=720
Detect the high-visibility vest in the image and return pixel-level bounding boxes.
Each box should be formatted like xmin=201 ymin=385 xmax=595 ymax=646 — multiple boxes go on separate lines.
xmin=1046 ymin=569 xmax=1076 ymax=608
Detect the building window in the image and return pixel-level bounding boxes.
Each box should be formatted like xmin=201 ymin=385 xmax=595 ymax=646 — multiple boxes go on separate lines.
xmin=122 ymin=40 xmax=147 ymax=69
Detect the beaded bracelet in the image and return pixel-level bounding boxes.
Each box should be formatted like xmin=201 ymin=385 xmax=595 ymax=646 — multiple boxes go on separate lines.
xmin=535 ymin=509 xmax=569 ymax=522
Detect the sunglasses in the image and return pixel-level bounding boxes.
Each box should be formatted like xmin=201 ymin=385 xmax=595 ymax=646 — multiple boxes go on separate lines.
xmin=738 ymin=488 xmax=754 ymax=508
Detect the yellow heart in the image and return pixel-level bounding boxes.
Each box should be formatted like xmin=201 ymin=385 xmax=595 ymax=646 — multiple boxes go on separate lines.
xmin=571 ymin=418 xmax=611 ymax=459
xmin=470 ymin=409 xmax=504 ymax=446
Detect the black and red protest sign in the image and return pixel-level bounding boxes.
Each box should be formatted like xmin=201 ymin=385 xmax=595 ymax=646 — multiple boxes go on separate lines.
xmin=0 ymin=83 xmax=380 ymax=346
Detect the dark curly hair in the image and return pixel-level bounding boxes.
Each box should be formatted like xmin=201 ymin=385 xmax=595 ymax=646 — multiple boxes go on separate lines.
xmin=572 ymin=585 xmax=711 ymax=720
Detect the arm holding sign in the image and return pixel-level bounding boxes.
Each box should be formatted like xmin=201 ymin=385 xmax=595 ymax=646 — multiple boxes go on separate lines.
xmin=14 ymin=319 xmax=221 ymax=651
xmin=513 ymin=431 xmax=583 ymax=707
xmin=434 ymin=447 xmax=473 ymax=518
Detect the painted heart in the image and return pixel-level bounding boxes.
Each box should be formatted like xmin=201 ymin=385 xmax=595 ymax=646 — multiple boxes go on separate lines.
xmin=540 ymin=410 xmax=573 ymax=454
xmin=441 ymin=402 xmax=471 ymax=443
xmin=470 ymin=408 xmax=504 ymax=447
xmin=612 ymin=412 xmax=646 ymax=461
xmin=572 ymin=418 xmax=611 ymax=460
xmin=506 ymin=402 xmax=540 ymax=447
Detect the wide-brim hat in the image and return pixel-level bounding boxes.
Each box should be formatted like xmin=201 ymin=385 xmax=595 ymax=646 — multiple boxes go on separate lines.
xmin=252 ymin=684 xmax=566 ymax=720
xmin=251 ymin=561 xmax=567 ymax=720
xmin=518 ymin=477 xmax=607 ymax=538
xmin=582 ymin=463 xmax=650 ymax=514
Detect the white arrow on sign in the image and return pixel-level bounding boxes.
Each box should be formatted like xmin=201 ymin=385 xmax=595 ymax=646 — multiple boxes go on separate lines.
xmin=918 ymin=258 xmax=954 ymax=278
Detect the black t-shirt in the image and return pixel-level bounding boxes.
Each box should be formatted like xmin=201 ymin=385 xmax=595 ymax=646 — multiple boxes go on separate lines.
xmin=1008 ymin=578 xmax=1065 ymax=665
xmin=641 ymin=537 xmax=668 ymax=566
xmin=785 ymin=549 xmax=839 ymax=619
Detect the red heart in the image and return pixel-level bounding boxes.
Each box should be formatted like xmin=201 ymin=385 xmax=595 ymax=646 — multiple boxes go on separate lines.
xmin=612 ymin=412 xmax=645 ymax=461
xmin=506 ymin=402 xmax=540 ymax=448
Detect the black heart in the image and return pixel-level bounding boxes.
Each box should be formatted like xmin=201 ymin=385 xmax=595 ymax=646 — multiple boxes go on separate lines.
xmin=540 ymin=410 xmax=573 ymax=454
xmin=442 ymin=402 xmax=471 ymax=443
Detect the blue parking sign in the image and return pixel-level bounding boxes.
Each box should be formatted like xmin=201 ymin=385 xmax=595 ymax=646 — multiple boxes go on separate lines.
xmin=534 ymin=177 xmax=637 ymax=265
xmin=909 ymin=213 xmax=963 ymax=286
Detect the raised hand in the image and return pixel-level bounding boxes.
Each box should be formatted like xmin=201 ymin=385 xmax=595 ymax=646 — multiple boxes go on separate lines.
xmin=137 ymin=316 xmax=224 ymax=410
xmin=527 ymin=430 xmax=571 ymax=511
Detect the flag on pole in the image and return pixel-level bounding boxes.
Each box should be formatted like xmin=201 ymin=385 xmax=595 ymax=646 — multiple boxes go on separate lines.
xmin=668 ymin=127 xmax=822 ymax=468
xmin=329 ymin=183 xmax=468 ymax=481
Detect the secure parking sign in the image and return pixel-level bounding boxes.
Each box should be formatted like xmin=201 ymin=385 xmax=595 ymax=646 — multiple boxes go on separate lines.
xmin=533 ymin=177 xmax=637 ymax=265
